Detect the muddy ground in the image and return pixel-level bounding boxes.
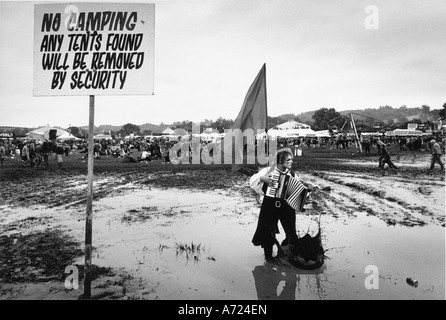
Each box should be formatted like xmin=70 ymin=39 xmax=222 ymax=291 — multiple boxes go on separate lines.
xmin=0 ymin=145 xmax=445 ymax=300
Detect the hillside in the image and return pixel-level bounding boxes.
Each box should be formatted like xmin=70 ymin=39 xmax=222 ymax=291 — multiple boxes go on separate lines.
xmin=79 ymin=123 xmax=172 ymax=135
xmin=297 ymin=106 xmax=441 ymax=127
xmin=1 ymin=105 xmax=443 ymax=137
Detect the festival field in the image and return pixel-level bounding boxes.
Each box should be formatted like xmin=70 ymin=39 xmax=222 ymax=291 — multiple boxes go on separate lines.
xmin=0 ymin=145 xmax=444 ymax=300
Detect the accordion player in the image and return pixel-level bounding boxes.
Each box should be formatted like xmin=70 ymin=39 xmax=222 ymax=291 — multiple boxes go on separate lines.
xmin=249 ymin=147 xmax=308 ymax=261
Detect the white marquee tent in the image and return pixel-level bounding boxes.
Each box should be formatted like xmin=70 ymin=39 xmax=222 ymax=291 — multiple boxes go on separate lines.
xmin=57 ymin=132 xmax=81 ymax=141
xmin=385 ymin=129 xmax=424 ymax=137
xmin=94 ymin=133 xmax=113 ymax=140
xmin=274 ymin=120 xmax=311 ymax=130
xmin=267 ymin=121 xmax=316 ymax=138
xmin=26 ymin=126 xmax=69 ymax=141
xmin=162 ymin=128 xmax=175 ymax=135
xmin=314 ymin=130 xmax=331 ymax=138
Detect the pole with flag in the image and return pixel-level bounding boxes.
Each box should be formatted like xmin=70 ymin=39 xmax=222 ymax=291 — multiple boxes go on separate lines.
xmin=223 ymin=63 xmax=269 ymax=173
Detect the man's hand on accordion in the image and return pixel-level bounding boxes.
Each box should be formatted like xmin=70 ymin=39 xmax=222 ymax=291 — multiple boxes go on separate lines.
xmin=260 ymin=175 xmax=276 ymax=188
xmin=303 ymin=183 xmax=320 ymax=206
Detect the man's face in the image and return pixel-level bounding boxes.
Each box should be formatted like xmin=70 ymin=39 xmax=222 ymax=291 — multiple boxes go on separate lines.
xmin=283 ymin=155 xmax=293 ymax=170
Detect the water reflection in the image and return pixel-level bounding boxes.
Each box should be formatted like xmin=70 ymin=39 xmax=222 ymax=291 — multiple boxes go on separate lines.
xmin=252 ymin=261 xmax=326 ymax=300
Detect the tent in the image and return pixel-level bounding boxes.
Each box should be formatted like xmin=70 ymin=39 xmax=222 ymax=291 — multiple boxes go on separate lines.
xmin=199 ymin=128 xmax=223 ymax=141
xmin=57 ymin=132 xmax=81 ymax=141
xmin=94 ymin=133 xmax=113 ymax=140
xmin=274 ymin=120 xmax=311 ymax=130
xmin=267 ymin=120 xmax=316 ymax=137
xmin=26 ymin=126 xmax=69 ymax=142
xmin=361 ymin=132 xmax=383 ymax=137
xmin=162 ymin=128 xmax=175 ymax=135
xmin=386 ymin=129 xmax=423 ymax=137
xmin=314 ymin=130 xmax=331 ymax=138
xmin=202 ymin=128 xmax=220 ymax=134
xmin=267 ymin=128 xmax=316 ymax=138
xmin=200 ymin=132 xmax=224 ymax=142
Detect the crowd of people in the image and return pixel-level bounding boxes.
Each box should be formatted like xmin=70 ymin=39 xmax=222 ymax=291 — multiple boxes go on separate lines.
xmin=0 ymin=132 xmax=444 ymax=171
xmin=0 ymin=139 xmax=71 ymax=168
xmin=0 ymin=135 xmax=217 ymax=168
xmin=274 ymin=134 xmax=442 ymax=154
xmin=78 ymin=137 xmax=182 ymax=163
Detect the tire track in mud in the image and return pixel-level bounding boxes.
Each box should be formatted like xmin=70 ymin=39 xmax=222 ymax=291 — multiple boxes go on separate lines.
xmin=2 ymin=166 xmax=443 ymax=228
xmin=1 ymin=168 xmax=249 ymax=211
xmin=299 ymin=171 xmax=443 ymax=227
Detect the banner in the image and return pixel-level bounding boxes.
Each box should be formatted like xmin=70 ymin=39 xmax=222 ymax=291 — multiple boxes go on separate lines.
xmin=223 ymin=64 xmax=268 ymax=172
xmin=33 ymin=2 xmax=155 ymax=96
xmin=0 ymin=132 xmax=15 ymax=138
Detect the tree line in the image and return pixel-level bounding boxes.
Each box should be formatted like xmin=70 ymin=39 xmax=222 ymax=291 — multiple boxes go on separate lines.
xmin=310 ymin=103 xmax=445 ymax=132
xmin=2 ymin=103 xmax=444 ymax=138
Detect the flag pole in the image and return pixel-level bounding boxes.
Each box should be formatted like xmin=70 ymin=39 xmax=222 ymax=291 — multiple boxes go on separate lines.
xmin=263 ymin=63 xmax=269 ymax=168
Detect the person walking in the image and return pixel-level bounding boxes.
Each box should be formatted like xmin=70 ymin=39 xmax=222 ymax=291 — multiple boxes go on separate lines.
xmin=428 ymin=139 xmax=444 ymax=170
xmin=379 ymin=144 xmax=398 ymax=169
xmin=376 ymin=139 xmax=385 ymax=167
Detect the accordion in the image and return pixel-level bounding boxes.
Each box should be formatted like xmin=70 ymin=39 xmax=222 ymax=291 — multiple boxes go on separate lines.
xmin=284 ymin=176 xmax=309 ymax=212
xmin=263 ymin=169 xmax=309 ymax=212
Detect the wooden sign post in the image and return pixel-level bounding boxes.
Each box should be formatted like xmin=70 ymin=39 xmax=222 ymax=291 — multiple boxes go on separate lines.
xmin=84 ymin=95 xmax=95 ymax=298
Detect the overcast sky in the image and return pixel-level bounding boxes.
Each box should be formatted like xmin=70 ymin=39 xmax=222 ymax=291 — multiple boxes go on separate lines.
xmin=1 ymin=0 xmax=445 ymax=128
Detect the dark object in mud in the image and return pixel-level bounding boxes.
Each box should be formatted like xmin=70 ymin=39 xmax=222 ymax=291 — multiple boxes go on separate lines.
xmin=406 ymin=277 xmax=418 ymax=288
xmin=281 ymin=231 xmax=324 ymax=270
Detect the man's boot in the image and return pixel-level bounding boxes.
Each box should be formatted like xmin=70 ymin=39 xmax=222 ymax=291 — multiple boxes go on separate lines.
xmin=263 ymin=246 xmax=274 ymax=261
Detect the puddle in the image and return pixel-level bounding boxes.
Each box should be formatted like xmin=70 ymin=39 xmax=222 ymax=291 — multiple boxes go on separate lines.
xmin=1 ymin=174 xmax=444 ymax=300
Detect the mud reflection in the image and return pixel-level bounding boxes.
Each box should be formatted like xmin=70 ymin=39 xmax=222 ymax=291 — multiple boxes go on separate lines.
xmin=252 ymin=262 xmax=327 ymax=300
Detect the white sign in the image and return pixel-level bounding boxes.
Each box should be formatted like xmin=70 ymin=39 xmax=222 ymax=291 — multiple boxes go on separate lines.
xmin=34 ymin=2 xmax=155 ymax=96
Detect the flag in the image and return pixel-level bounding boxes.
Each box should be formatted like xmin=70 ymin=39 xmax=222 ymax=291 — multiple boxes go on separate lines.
xmin=223 ymin=63 xmax=268 ymax=173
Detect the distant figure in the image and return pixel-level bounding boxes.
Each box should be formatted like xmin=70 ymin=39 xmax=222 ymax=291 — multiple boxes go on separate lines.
xmin=376 ymin=139 xmax=386 ymax=165
xmin=139 ymin=150 xmax=152 ymax=162
xmin=94 ymin=141 xmax=101 ymax=159
xmin=41 ymin=139 xmax=51 ymax=168
xmin=28 ymin=142 xmax=36 ymax=167
xmin=362 ymin=138 xmax=371 ymax=155
xmin=0 ymin=142 xmax=6 ymax=168
xmin=379 ymin=144 xmax=398 ymax=169
xmin=34 ymin=142 xmax=43 ymax=167
xmin=54 ymin=142 xmax=65 ymax=168
xmin=428 ymin=139 xmax=444 ymax=170
xmin=21 ymin=143 xmax=30 ymax=166
xmin=376 ymin=137 xmax=383 ymax=155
